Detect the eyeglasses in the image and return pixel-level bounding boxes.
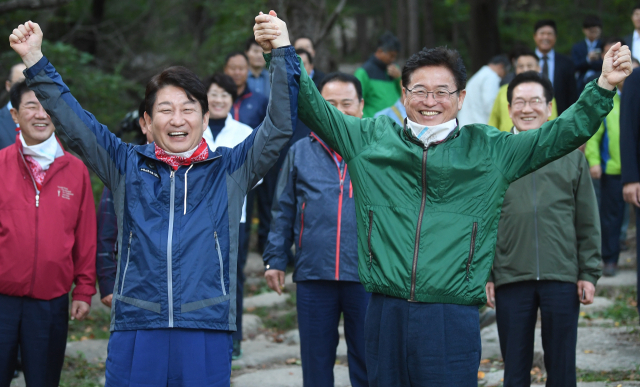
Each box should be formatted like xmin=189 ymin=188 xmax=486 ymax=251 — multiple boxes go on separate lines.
xmin=511 ymin=97 xmax=546 ymax=110
xmin=405 ymin=86 xmax=459 ymax=103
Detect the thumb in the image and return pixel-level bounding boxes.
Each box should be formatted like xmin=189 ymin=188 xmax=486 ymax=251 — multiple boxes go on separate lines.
xmin=269 ymin=10 xmax=278 ymax=17
xmin=27 ymin=21 xmax=41 ymax=35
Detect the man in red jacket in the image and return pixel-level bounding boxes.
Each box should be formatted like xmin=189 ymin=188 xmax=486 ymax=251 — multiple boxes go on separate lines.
xmin=0 ymin=80 xmax=97 ymax=387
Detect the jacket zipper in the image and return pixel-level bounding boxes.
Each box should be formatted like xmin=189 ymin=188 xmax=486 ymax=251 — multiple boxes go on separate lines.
xmin=167 ymin=169 xmax=176 ymax=327
xmin=214 ymin=232 xmax=227 ymax=296
xmin=532 ymin=172 xmax=540 ymax=280
xmin=119 ymin=231 xmax=133 ymax=294
xmin=335 ymin=164 xmax=347 ymax=280
xmin=298 ymin=202 xmax=306 ymax=248
xmin=368 ymin=210 xmax=374 ymax=267
xmin=409 ymin=147 xmax=429 ymax=301
xmin=20 ymin=151 xmax=41 ymax=296
xmin=465 ymin=222 xmax=478 ymax=281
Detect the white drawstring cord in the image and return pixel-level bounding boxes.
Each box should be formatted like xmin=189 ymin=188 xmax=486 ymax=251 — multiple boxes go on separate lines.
xmin=184 ymin=164 xmax=194 ymax=215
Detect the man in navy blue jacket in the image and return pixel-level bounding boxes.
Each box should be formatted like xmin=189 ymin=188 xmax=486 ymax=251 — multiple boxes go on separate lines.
xmin=571 ymin=15 xmax=603 ymax=92
xmin=620 ymin=69 xmax=640 ymax=315
xmin=263 ymin=72 xmax=370 ymax=387
xmin=11 ymin=20 xmax=299 ymax=386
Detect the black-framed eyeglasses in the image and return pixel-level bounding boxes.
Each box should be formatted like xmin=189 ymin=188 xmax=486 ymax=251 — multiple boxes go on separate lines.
xmin=405 ymin=86 xmax=459 ymax=103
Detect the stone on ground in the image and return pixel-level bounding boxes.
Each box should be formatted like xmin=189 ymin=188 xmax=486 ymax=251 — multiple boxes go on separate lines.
xmin=242 ymin=314 xmax=262 ymax=338
xmin=580 ymin=297 xmax=614 ymax=314
xmin=66 ymin=339 xmax=109 ymax=364
xmin=597 ymin=270 xmax=637 ymax=287
xmin=244 ymin=252 xmax=266 ymax=276
xmin=232 ymin=365 xmax=351 ymax=387
xmin=243 ymin=291 xmax=290 ymax=309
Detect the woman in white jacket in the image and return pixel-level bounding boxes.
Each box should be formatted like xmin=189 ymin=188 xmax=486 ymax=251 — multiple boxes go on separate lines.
xmin=203 ymin=73 xmax=255 ymax=359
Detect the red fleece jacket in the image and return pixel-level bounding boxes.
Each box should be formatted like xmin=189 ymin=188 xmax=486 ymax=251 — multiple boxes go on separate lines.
xmin=0 ymin=137 xmax=96 ymax=304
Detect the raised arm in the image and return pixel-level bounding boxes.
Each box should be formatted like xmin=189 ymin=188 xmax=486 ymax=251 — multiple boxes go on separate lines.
xmin=254 ymin=11 xmax=377 ymax=162
xmin=10 ymin=21 xmax=129 ymax=191
xmin=489 ymin=43 xmax=632 ymax=182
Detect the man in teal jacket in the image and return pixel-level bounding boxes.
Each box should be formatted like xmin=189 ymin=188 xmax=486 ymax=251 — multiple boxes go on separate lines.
xmin=255 ymin=11 xmax=632 ymax=386
xmin=486 ymin=71 xmax=601 ymax=386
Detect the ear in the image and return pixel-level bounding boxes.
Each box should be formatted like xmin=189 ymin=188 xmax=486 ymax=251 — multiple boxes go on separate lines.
xmin=202 ymin=111 xmax=210 ymax=129
xmin=359 ymin=98 xmax=365 ymax=117
xmin=5 ymin=80 xmax=10 ymax=93
xmin=507 ymin=104 xmax=514 ymax=121
xmin=457 ymin=89 xmax=466 ymax=111
xmin=9 ymin=108 xmax=19 ymax=124
xmin=546 ymin=101 xmax=553 ymax=120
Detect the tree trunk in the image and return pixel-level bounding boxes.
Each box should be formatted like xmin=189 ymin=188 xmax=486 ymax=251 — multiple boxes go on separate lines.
xmin=356 ymin=14 xmax=369 ymax=61
xmin=0 ymin=0 xmax=73 ymax=13
xmin=422 ymin=0 xmax=435 ymax=49
xmin=406 ymin=0 xmax=419 ymax=56
xmin=468 ymin=0 xmax=501 ymax=73
xmin=396 ymin=0 xmax=407 ymax=58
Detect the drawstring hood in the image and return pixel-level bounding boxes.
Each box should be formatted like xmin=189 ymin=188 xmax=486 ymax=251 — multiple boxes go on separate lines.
xmin=184 ymin=164 xmax=194 ymax=215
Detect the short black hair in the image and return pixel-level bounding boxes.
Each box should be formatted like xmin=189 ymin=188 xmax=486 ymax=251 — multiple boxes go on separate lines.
xmin=318 ymin=72 xmax=363 ymax=100
xmin=534 ymin=19 xmax=557 ymax=34
xmin=294 ymin=36 xmax=314 ymax=46
xmin=507 ymin=71 xmax=554 ymax=105
xmin=145 ymin=66 xmax=208 ymax=118
xmin=296 ymin=48 xmax=313 ymax=64
xmin=138 ymin=100 xmax=146 ymax=120
xmin=514 ymin=49 xmax=539 ymax=62
xmin=224 ymin=51 xmax=249 ymax=66
xmin=204 ymin=73 xmax=238 ymax=102
xmin=245 ymin=36 xmax=260 ymax=52
xmin=582 ymin=15 xmax=602 ymax=29
xmin=377 ymin=32 xmax=401 ymax=53
xmin=9 ymin=80 xmax=32 ymax=110
xmin=402 ymin=46 xmax=466 ymax=91
xmin=489 ymin=55 xmax=510 ymax=69
xmin=601 ymin=36 xmax=626 ymax=50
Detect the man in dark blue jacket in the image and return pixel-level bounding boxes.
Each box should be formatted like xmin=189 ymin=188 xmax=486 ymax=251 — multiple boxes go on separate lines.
xmin=263 ymin=73 xmax=369 ymax=387
xmin=11 ymin=20 xmax=299 ymax=386
xmin=572 ymin=15 xmax=603 ymax=92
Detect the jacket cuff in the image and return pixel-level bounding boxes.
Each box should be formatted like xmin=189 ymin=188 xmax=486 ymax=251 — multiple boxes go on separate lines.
xmin=264 ymin=257 xmax=287 ymax=272
xmin=590 ymin=78 xmax=617 ymax=98
xmin=24 ymin=55 xmax=49 ymax=79
xmin=578 ymin=273 xmax=599 ymax=286
xmin=72 ymin=293 xmax=93 ymax=305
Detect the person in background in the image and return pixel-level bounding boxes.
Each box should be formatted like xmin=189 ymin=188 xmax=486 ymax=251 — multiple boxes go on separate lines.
xmin=0 ymin=80 xmax=97 ymax=387
xmin=585 ymin=37 xmax=629 ymax=278
xmin=572 ymin=15 xmax=603 ymax=93
xmin=263 ymin=72 xmax=369 ymax=387
xmin=0 ymin=63 xmax=26 ymax=149
xmin=624 ymin=4 xmax=640 ymax=62
xmin=374 ymin=94 xmax=406 ymax=126
xmin=489 ymin=50 xmax=558 ymax=132
xmin=203 ymin=73 xmax=255 ymax=360
xmin=534 ymin=19 xmax=578 ymax=115
xmin=294 ymin=36 xmax=325 ymax=85
xmin=355 ymin=31 xmax=402 ymax=118
xmin=486 ymin=71 xmax=601 ymax=387
xmin=457 ymin=55 xmax=509 ymax=127
xmin=297 ymin=48 xmax=322 ymax=89
xmin=245 ymin=37 xmax=270 ymax=98
xmin=97 ymin=101 xmax=150 ymax=309
xmin=223 ymin=51 xmax=268 ymax=130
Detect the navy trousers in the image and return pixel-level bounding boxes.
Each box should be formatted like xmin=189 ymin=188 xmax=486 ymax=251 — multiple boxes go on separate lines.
xmin=636 ymin=207 xmax=640 ymax=315
xmin=495 ymin=281 xmax=579 ymax=387
xmin=297 ymin=280 xmax=370 ymax=387
xmin=0 ymin=293 xmax=68 ymax=387
xmin=233 ymin=223 xmax=249 ymax=342
xmin=364 ymin=293 xmax=481 ymax=386
xmin=600 ymin=174 xmax=626 ymax=265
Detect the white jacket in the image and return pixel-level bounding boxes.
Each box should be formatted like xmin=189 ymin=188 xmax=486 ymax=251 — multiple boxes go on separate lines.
xmin=203 ymin=113 xmax=255 ymax=223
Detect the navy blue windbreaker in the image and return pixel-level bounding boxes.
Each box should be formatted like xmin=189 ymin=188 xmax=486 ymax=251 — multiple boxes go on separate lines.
xmin=263 ymin=133 xmax=359 ymax=282
xmin=96 ymin=187 xmax=118 ymax=298
xmin=25 ymin=46 xmax=300 ymax=331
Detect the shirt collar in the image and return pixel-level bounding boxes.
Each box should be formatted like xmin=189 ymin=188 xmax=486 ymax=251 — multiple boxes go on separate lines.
xmin=20 ymin=131 xmax=64 ymax=170
xmin=585 ymin=38 xmax=598 ymax=49
xmin=406 ymin=118 xmax=457 ymax=147
xmin=6 ymin=101 xmax=12 ymax=110
xmin=535 ymin=48 xmax=555 ymax=59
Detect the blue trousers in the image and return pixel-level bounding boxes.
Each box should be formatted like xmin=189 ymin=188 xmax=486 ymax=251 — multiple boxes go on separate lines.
xmin=364 ymin=293 xmax=481 ymax=386
xmin=297 ymin=280 xmax=370 ymax=387
xmin=0 ymin=293 xmax=68 ymax=387
xmin=105 ymin=329 xmax=232 ymax=387
xmin=495 ymin=281 xmax=579 ymax=387
xmin=234 ymin=223 xmax=249 ymax=342
xmin=600 ymin=174 xmax=626 ymax=265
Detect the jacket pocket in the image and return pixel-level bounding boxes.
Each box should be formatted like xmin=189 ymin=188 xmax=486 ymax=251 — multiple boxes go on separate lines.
xmin=368 ymin=210 xmax=374 ymax=269
xmin=119 ymin=231 xmax=133 ymax=295
xmin=214 ymin=232 xmax=227 ymax=296
xmin=465 ymin=222 xmax=478 ymax=281
xmin=298 ymin=202 xmax=306 ymax=249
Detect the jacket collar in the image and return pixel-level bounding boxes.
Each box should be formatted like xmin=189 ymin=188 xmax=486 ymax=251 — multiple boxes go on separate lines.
xmin=402 ymin=118 xmax=460 ymax=148
xmin=134 ymin=140 xmax=222 ymax=164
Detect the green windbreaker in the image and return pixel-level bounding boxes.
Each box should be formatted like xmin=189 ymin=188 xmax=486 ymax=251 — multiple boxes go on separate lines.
xmin=492 ymin=149 xmax=602 ymax=288
xmin=267 ymin=53 xmax=614 ymax=306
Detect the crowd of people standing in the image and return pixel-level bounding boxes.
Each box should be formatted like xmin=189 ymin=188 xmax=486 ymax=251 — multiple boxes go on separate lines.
xmin=0 ymin=5 xmax=637 ymax=387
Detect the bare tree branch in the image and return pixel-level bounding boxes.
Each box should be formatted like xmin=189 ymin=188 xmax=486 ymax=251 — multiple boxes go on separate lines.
xmin=314 ymin=0 xmax=347 ymax=48
xmin=0 ymin=0 xmax=75 ymax=13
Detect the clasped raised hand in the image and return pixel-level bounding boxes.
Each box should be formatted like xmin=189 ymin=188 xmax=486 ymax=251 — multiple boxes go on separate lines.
xmin=253 ymin=10 xmax=290 ymax=54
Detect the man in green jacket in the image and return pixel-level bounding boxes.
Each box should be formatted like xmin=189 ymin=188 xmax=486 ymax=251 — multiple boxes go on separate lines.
xmin=485 ymin=71 xmax=601 ymax=386
xmin=254 ymin=11 xmax=631 ymax=386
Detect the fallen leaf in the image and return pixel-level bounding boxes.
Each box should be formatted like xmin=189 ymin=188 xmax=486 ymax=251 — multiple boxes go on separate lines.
xmin=246 ymin=306 xmax=256 ymax=313
xmin=285 ymin=358 xmax=297 ymax=365
xmin=477 ymin=371 xmax=485 ymax=379
xmin=579 ymin=311 xmax=586 ymax=317
xmin=80 ymin=336 xmax=88 ymax=341
xmin=584 ymin=350 xmax=593 ymax=354
xmin=615 ymin=322 xmax=620 ymax=327
xmin=84 ymin=326 xmax=93 ymax=333
xmin=480 ymin=359 xmax=491 ymax=364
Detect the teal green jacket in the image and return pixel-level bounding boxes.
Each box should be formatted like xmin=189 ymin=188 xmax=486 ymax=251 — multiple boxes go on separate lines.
xmin=267 ymin=52 xmax=614 ymax=306
xmin=585 ymin=93 xmax=621 ymax=174
xmin=354 ymin=56 xmax=401 ymax=118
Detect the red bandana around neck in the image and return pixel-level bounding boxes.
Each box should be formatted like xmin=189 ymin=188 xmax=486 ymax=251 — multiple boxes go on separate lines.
xmin=24 ymin=155 xmax=46 ymax=190
xmin=155 ymin=138 xmax=209 ymax=170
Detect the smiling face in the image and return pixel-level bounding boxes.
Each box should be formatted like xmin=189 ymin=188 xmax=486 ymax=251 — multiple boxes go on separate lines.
xmin=403 ymin=65 xmax=465 ymax=126
xmin=207 ymin=83 xmax=233 ymax=120
xmin=515 ymin=55 xmax=540 ymax=74
xmin=10 ymin=90 xmax=55 ymax=146
xmin=145 ymin=85 xmax=208 ymax=153
xmin=508 ymin=82 xmax=552 ymax=132
xmin=534 ymin=26 xmax=557 ymax=54
xmin=321 ymin=81 xmax=364 ymax=118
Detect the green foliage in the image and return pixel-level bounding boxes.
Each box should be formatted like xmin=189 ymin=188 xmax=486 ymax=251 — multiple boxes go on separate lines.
xmin=67 ymin=307 xmax=111 ymax=342
xmin=59 ymin=354 xmax=105 ymax=387
xmin=576 ymin=367 xmax=640 ymax=382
